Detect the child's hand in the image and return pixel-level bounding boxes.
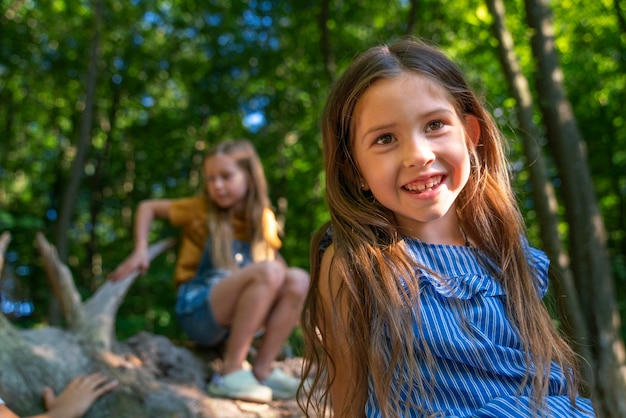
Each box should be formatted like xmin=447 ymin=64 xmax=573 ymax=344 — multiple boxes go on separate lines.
xmin=42 ymin=373 xmax=118 ymax=418
xmin=107 ymin=248 xmax=150 ymax=281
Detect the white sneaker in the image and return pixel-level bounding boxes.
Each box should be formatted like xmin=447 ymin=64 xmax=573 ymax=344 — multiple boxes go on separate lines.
xmin=207 ymin=369 xmax=272 ymax=403
xmin=262 ymin=368 xmax=302 ymax=400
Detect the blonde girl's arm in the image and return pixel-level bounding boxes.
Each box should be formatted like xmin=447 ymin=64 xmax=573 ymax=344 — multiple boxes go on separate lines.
xmin=317 ymin=244 xmax=352 ymax=416
xmin=108 ymin=199 xmax=172 ymax=281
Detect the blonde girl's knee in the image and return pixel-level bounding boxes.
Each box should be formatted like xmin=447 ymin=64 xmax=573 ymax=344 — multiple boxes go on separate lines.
xmin=256 ymin=260 xmax=286 ymax=289
xmin=286 ymin=268 xmax=310 ymax=299
xmin=295 ymin=266 xmax=310 ymax=282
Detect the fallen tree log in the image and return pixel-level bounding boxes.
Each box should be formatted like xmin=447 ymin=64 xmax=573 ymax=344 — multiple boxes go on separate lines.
xmin=0 ymin=232 xmax=305 ymax=417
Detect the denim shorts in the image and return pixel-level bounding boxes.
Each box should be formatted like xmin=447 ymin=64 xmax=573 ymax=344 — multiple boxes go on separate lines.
xmin=175 ymin=273 xmax=230 ymax=347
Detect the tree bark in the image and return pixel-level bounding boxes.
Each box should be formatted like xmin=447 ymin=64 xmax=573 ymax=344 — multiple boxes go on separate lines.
xmin=404 ymin=0 xmax=419 ymax=35
xmin=485 ymin=0 xmax=595 ymax=393
xmin=0 ymin=234 xmax=210 ymax=417
xmin=317 ymin=0 xmax=335 ymax=82
xmin=0 ymin=233 xmax=305 ymax=417
xmin=614 ymin=0 xmax=626 ymax=37
xmin=55 ymin=0 xmax=103 ymax=262
xmin=86 ymin=87 xmax=121 ymax=289
xmin=523 ymin=0 xmax=626 ymax=416
xmin=49 ymin=0 xmax=104 ymax=328
xmin=36 ymin=232 xmax=177 ymax=351
xmin=0 ymin=231 xmax=10 ymax=274
xmin=0 ymin=233 xmax=200 ymax=417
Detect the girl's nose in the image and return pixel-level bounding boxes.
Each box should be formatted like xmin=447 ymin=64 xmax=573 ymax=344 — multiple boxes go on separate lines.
xmin=403 ymin=136 xmax=435 ymax=168
xmin=209 ymin=178 xmax=224 ymax=192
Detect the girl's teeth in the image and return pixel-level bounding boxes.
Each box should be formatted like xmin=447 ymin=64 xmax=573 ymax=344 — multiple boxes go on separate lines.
xmin=405 ymin=176 xmax=442 ymax=192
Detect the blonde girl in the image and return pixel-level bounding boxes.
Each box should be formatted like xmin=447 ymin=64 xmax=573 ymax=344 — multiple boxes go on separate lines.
xmin=300 ymin=38 xmax=594 ymax=417
xmin=110 ymin=139 xmax=309 ymax=404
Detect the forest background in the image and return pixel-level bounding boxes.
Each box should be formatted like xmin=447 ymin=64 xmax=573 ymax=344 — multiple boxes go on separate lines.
xmin=1 ymin=0 xmax=625 ymax=416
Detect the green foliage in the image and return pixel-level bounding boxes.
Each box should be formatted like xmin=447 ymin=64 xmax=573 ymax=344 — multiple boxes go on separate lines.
xmin=0 ymin=0 xmax=624 ymax=343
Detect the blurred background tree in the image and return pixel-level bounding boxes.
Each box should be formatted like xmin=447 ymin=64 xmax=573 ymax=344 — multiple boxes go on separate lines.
xmin=1 ymin=0 xmax=624 ymax=415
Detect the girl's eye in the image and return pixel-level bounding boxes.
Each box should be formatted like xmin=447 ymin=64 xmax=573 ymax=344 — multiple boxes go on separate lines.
xmin=375 ymin=133 xmax=395 ymax=145
xmin=426 ymin=120 xmax=445 ymax=132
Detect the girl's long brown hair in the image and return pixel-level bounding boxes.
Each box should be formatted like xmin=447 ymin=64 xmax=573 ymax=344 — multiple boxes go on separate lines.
xmin=300 ymin=37 xmax=581 ymax=417
xmin=204 ymin=139 xmax=275 ymax=268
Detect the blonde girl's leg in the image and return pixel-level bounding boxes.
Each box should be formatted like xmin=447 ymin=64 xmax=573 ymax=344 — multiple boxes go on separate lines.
xmin=209 ymin=260 xmax=286 ymax=377
xmin=253 ymin=267 xmax=309 ymax=377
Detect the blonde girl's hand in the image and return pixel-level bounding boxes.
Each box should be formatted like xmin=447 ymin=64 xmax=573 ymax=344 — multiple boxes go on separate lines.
xmin=107 ymin=247 xmax=150 ymax=282
xmin=107 ymin=199 xmax=172 ymax=282
xmin=42 ymin=373 xmax=118 ymax=418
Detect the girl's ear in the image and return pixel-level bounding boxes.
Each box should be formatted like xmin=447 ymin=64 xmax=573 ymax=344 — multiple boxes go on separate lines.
xmin=465 ymin=115 xmax=481 ymax=147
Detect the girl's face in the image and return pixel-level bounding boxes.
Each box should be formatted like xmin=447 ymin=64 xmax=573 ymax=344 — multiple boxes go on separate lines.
xmin=204 ymin=153 xmax=249 ymax=211
xmin=352 ymin=73 xmax=478 ymax=242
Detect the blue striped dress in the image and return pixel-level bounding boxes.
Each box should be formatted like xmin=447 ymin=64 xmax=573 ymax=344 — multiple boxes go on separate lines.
xmin=360 ymin=238 xmax=596 ymax=417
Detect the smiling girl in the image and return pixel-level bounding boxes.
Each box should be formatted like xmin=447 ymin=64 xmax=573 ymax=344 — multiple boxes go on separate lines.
xmin=300 ymin=38 xmax=595 ymax=417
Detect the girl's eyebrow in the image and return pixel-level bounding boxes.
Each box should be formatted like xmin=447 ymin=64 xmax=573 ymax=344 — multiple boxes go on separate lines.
xmin=360 ymin=122 xmax=395 ymax=138
xmin=421 ymin=107 xmax=455 ymax=118
xmin=359 ymin=107 xmax=455 ymax=138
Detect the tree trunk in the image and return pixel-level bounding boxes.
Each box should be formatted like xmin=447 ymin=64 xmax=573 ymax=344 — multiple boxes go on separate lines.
xmin=48 ymin=0 xmax=104 ymax=328
xmin=86 ymin=87 xmax=121 ymax=289
xmin=0 ymin=232 xmax=9 ymax=273
xmin=317 ymin=0 xmax=335 ymax=83
xmin=404 ymin=0 xmax=420 ymax=35
xmin=0 ymin=232 xmax=305 ymax=417
xmin=485 ymin=0 xmax=595 ymax=394
xmin=610 ymin=0 xmax=626 ymax=259
xmin=55 ymin=0 xmax=103 ymax=263
xmin=614 ymin=0 xmax=626 ymax=36
xmin=0 ymin=234 xmax=196 ymax=417
xmin=523 ymin=0 xmax=626 ymax=416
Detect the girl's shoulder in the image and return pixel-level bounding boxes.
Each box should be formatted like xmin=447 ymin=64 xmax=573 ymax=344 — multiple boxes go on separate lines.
xmin=170 ymin=194 xmax=210 ymax=211
xmin=169 ymin=195 xmax=210 ymax=226
xmin=404 ymin=237 xmax=550 ymax=299
xmin=403 ymin=237 xmax=491 ymax=275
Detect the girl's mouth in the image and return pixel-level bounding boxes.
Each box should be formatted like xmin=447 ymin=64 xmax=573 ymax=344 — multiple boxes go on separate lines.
xmin=403 ymin=175 xmax=443 ymax=193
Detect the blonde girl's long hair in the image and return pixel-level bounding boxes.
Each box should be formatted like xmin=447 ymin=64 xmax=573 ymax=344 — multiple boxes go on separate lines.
xmin=300 ymin=37 xmax=581 ymax=417
xmin=205 ymin=139 xmax=274 ymax=269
